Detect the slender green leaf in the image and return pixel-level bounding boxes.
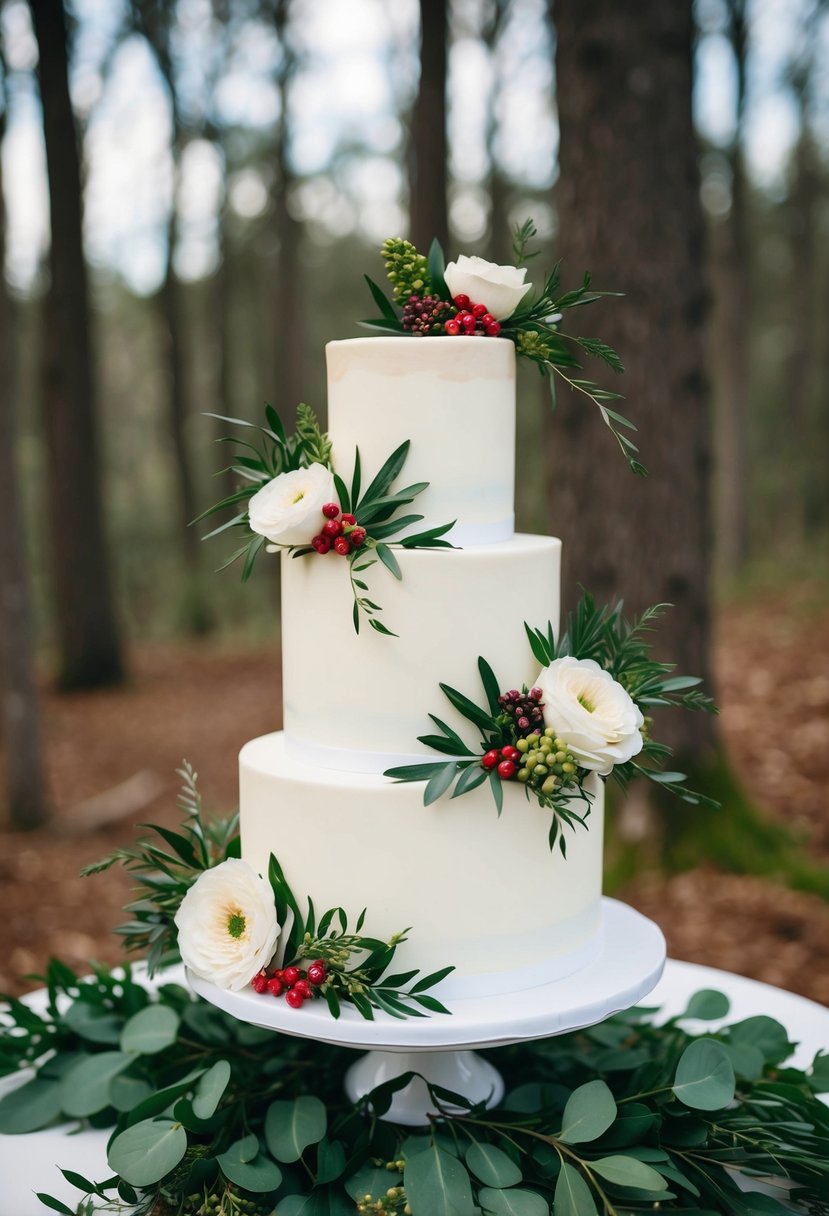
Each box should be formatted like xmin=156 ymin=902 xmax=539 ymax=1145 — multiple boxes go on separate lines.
xmin=375 ymin=543 xmax=402 ymax=580
xmin=590 ymin=1155 xmax=668 ymax=1191
xmin=554 ymin=1162 xmax=598 ymax=1216
xmin=465 ymin=1142 xmax=522 ymax=1188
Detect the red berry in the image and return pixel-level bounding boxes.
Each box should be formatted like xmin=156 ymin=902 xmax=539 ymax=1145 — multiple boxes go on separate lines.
xmin=282 ymin=965 xmax=302 ymax=986
xmin=462 ymin=316 xmax=476 ymax=332
xmin=531 ymin=688 xmax=543 ymax=700
xmin=322 ymin=518 xmax=343 ymax=538
xmin=472 ymin=302 xmax=487 ymax=318
xmin=444 ymin=319 xmax=461 ymax=335
xmin=322 ymin=503 xmax=340 ymax=519
xmin=285 ymin=988 xmax=305 ymax=1009
xmin=481 ymin=313 xmax=495 ymax=327
xmin=293 ymin=979 xmax=313 ymax=999
xmin=482 ymin=749 xmax=500 ymax=770
xmin=251 ymin=972 xmax=268 ymax=993
xmin=484 ymin=321 xmax=501 ymax=337
xmin=498 ymin=760 xmax=517 ymax=780
xmin=267 ymin=976 xmax=284 ymax=997
xmin=341 ymin=513 xmax=356 ymax=525
xmin=501 ymin=745 xmax=520 ymax=762
xmin=307 ymin=960 xmax=327 ymax=986
xmin=334 ymin=536 xmax=351 ymax=556
xmin=350 ymin=527 xmax=366 ymax=547
xmin=314 ymin=536 xmax=331 ymax=555
xmin=453 ymin=293 xmax=471 ymax=309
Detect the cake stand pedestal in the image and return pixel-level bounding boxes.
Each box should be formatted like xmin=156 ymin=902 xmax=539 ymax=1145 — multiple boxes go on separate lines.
xmin=188 ymin=898 xmax=666 ymax=1125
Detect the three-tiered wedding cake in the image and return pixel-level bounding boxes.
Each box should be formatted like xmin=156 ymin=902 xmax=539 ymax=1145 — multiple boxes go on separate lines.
xmin=239 ymin=336 xmax=604 ymax=1000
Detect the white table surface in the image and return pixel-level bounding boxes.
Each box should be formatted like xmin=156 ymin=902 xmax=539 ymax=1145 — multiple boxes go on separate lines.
xmin=1 ymin=959 xmax=827 ymax=1215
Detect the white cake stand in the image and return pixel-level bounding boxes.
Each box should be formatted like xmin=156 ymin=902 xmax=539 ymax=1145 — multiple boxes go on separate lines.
xmin=188 ymin=898 xmax=666 ymax=1125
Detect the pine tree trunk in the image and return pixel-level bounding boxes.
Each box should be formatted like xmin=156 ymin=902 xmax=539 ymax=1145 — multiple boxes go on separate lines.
xmin=553 ymin=0 xmax=715 ymax=754
xmin=409 ymin=0 xmax=449 ymax=251
xmin=272 ymin=0 xmax=303 ymax=422
xmin=30 ymin=0 xmax=124 ymax=689
xmin=0 ymin=71 xmax=51 ymax=829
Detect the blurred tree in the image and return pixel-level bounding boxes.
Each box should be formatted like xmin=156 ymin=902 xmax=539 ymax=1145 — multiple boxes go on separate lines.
xmin=713 ymin=0 xmax=750 ymax=575
xmin=28 ymin=0 xmax=125 ymax=689
xmin=553 ymin=0 xmax=715 ymax=757
xmin=130 ymin=0 xmax=212 ymax=634
xmin=0 ymin=45 xmax=50 ymax=829
xmin=482 ymin=0 xmax=511 ymax=263
xmin=409 ymin=0 xmax=448 ymax=250
xmin=269 ymin=0 xmax=304 ymax=419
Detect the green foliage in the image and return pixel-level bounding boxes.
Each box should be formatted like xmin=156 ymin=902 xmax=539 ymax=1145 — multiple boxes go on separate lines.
xmin=81 ymin=762 xmax=239 ymax=975
xmin=363 ymin=220 xmax=642 ymax=472
xmin=387 ymin=591 xmax=719 ymax=855
xmin=7 ymin=972 xmax=826 ymax=1215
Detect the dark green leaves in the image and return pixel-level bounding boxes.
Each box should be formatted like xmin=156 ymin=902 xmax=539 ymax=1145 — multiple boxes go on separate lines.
xmin=265 ymin=1096 xmax=327 ymax=1162
xmin=559 ymin=1079 xmax=617 ymax=1143
xmin=107 ymin=1117 xmax=188 ymax=1186
xmin=673 ymin=1038 xmax=736 ymax=1110
xmin=404 ymin=1144 xmax=475 ymax=1216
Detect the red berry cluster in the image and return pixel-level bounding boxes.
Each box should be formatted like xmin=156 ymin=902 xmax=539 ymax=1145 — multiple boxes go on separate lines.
xmin=401 ymin=293 xmax=455 ymax=335
xmin=250 ymin=959 xmax=327 ymax=1008
xmin=482 ymin=744 xmax=522 ymax=780
xmin=311 ymin=503 xmax=367 ymax=557
xmin=444 ymin=294 xmax=502 ymax=338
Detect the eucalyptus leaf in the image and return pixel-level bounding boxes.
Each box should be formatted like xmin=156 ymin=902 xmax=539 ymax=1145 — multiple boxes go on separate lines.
xmin=345 ymin=1165 xmax=401 ymax=1200
xmin=120 ymin=1003 xmax=180 ymax=1055
xmin=554 ymin=1162 xmax=598 ymax=1216
xmin=315 ymin=1136 xmax=347 ymax=1183
xmin=465 ymin=1142 xmax=522 ymax=1188
xmin=478 ymin=1186 xmax=548 ymax=1216
xmin=679 ymin=989 xmax=731 ymax=1021
xmin=673 ymin=1038 xmax=736 ymax=1110
xmin=108 ymin=1117 xmax=188 ymax=1186
xmin=217 ymin=1145 xmax=282 ymax=1192
xmin=589 ymin=1155 xmax=668 ymax=1191
xmin=559 ymin=1079 xmax=617 ymax=1143
xmin=109 ymin=1072 xmax=154 ymax=1112
xmin=192 ymin=1059 xmax=231 ymax=1119
xmin=404 ymin=1144 xmax=475 ymax=1216
xmin=265 ymin=1095 xmax=327 ymax=1163
xmin=62 ymin=1002 xmax=123 ymax=1045
xmin=60 ymin=1050 xmax=133 ymax=1117
xmin=729 ymin=1015 xmax=792 ymax=1064
xmin=0 ymin=1076 xmax=62 ymax=1133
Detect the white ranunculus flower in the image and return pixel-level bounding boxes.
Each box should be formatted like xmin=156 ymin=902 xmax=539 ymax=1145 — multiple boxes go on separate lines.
xmin=536 ymin=656 xmax=644 ymax=776
xmin=248 ymin=463 xmax=336 ymax=547
xmin=175 ymin=858 xmax=280 ymax=992
xmin=443 ymin=254 xmax=532 ymax=320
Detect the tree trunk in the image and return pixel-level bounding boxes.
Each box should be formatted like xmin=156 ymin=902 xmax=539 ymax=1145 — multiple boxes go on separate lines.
xmin=714 ymin=0 xmax=750 ymax=575
xmin=409 ymin=0 xmax=449 ymax=252
xmin=553 ymin=0 xmax=715 ymax=755
xmin=484 ymin=0 xmax=511 ymax=264
xmin=0 ymin=67 xmax=51 ymax=828
xmin=29 ymin=0 xmax=124 ymax=689
xmin=271 ymin=0 xmax=303 ymax=422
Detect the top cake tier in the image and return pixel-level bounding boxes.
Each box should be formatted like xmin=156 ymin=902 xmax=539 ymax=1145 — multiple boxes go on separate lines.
xmin=326 ymin=336 xmax=515 ymax=547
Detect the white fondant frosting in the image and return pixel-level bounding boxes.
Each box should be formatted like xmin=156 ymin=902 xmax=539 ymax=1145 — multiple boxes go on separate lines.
xmin=281 ymin=535 xmax=561 ymax=768
xmin=326 ymin=337 xmax=515 ymax=546
xmin=240 ymin=734 xmax=605 ymax=999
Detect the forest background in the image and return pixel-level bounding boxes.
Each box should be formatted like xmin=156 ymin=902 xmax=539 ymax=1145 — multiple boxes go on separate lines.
xmin=0 ymin=0 xmax=828 ymax=1002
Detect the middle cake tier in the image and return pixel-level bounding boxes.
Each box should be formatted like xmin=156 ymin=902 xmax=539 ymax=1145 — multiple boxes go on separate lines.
xmin=281 ymin=534 xmax=561 ymax=771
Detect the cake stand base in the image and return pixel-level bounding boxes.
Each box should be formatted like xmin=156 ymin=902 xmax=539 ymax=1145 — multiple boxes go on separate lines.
xmin=188 ymin=898 xmax=665 ymax=1124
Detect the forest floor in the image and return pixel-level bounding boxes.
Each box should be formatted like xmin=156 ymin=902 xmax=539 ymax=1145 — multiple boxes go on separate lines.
xmin=1 ymin=582 xmax=828 ymax=1005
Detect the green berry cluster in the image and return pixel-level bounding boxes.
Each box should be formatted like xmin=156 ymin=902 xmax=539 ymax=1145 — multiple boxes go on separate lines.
xmin=356 ymin=1184 xmax=411 ymax=1215
xmin=182 ymin=1184 xmax=270 ymax=1215
xmin=381 ymin=237 xmax=430 ymax=303
xmin=515 ymin=727 xmax=579 ymax=800
xmin=516 ymin=329 xmax=557 ymax=360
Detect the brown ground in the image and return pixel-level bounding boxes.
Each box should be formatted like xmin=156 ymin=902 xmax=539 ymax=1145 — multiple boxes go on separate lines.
xmin=1 ymin=586 xmax=828 ymax=1004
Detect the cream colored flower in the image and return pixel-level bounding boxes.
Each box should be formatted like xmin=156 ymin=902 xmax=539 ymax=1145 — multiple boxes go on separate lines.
xmin=536 ymin=656 xmax=644 ymax=776
xmin=175 ymin=859 xmax=279 ymax=991
xmin=443 ymin=254 xmax=532 ymax=320
xmin=248 ymin=462 xmax=336 ymax=547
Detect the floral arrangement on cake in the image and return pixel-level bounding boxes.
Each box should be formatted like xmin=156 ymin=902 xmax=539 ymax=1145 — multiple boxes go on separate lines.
xmin=363 ymin=219 xmax=645 ymax=473
xmin=85 ymin=764 xmax=453 ymax=1020
xmin=196 ymin=403 xmax=454 ymax=635
xmin=386 ymin=593 xmax=718 ymax=854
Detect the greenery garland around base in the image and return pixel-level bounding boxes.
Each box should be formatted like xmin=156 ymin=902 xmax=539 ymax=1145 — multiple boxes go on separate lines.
xmin=1 ymin=962 xmax=828 ymax=1216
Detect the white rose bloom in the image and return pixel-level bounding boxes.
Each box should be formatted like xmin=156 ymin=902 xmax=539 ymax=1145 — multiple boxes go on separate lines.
xmin=536 ymin=656 xmax=644 ymax=776
xmin=248 ymin=463 xmax=336 ymax=547
xmin=175 ymin=858 xmax=280 ymax=992
xmin=443 ymin=254 xmax=532 ymax=320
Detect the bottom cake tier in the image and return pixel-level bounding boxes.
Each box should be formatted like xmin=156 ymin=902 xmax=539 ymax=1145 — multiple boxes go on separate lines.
xmin=240 ymin=733 xmax=605 ymax=999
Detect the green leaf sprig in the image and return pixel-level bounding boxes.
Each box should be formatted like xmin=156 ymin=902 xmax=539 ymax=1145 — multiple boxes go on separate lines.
xmin=268 ymin=855 xmax=453 ymax=1022
xmin=362 ymin=220 xmax=644 ymax=473
xmin=386 ymin=592 xmax=719 ymax=856
xmin=197 ymin=403 xmax=455 ymax=635
xmin=5 ymin=976 xmax=827 ymax=1216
